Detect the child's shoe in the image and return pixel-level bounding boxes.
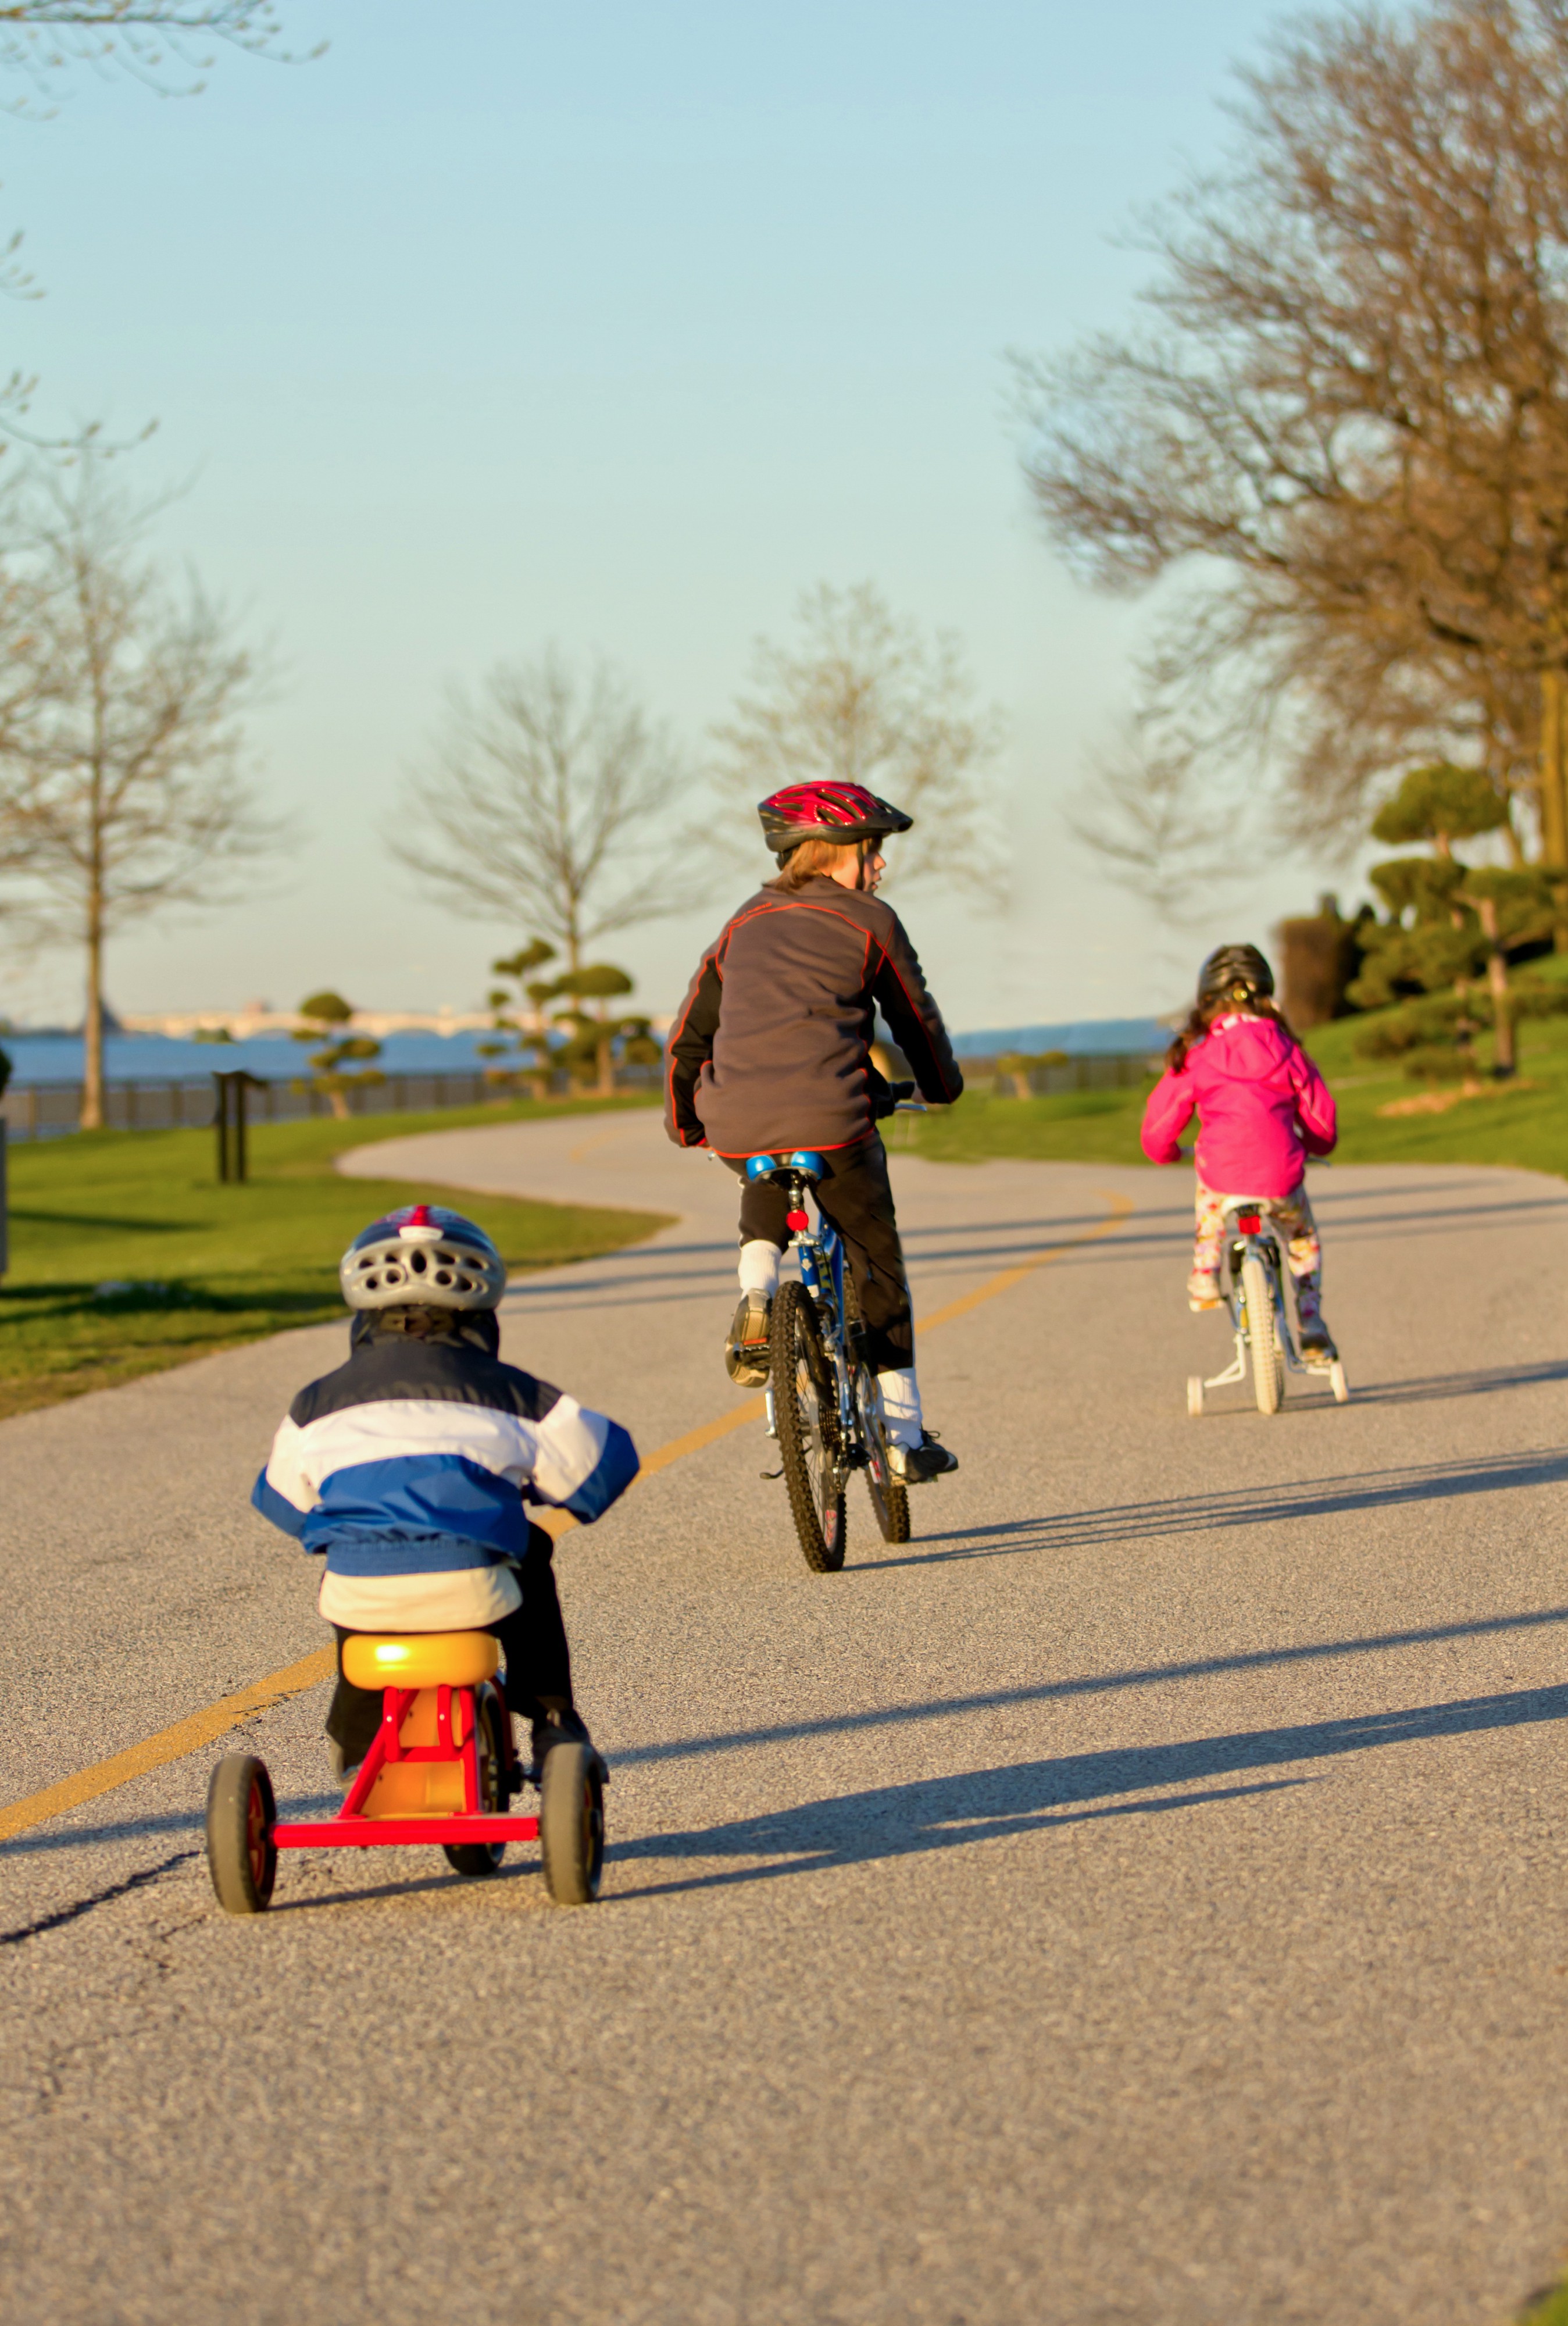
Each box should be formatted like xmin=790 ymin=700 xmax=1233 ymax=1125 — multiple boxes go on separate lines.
xmin=887 ymin=1429 xmax=959 ymax=1484
xmin=724 ymin=1292 xmax=772 ymax=1385
xmin=530 ymin=1706 xmax=609 ymax=1782
xmin=1300 ymin=1318 xmax=1338 ymax=1365
xmin=1187 ymin=1269 xmax=1223 ymax=1311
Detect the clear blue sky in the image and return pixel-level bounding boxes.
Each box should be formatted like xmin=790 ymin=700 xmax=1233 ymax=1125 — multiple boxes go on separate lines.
xmin=2 ymin=0 xmax=1313 ymax=1032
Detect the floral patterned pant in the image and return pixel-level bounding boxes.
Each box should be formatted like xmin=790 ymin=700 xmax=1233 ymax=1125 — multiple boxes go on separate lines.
xmin=1191 ymin=1179 xmax=1323 ymax=1317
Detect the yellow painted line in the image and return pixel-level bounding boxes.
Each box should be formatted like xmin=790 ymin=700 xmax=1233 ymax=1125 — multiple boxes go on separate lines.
xmin=0 ymin=1647 xmax=335 ymax=1845
xmin=0 ymin=1190 xmax=1134 ymax=1843
xmin=918 ymin=1188 xmax=1135 ymax=1330
xmin=567 ymin=1123 xmax=633 ymax=1166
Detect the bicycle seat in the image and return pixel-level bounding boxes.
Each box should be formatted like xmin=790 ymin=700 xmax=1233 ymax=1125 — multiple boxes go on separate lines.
xmin=744 ymin=1150 xmax=828 ymax=1183
xmin=340 ymin=1631 xmax=501 ymax=1691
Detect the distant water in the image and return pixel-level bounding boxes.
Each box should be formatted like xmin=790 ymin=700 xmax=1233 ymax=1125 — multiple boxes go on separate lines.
xmin=0 ymin=1030 xmax=507 ymax=1085
xmin=948 ymin=1019 xmax=1168 ymax=1058
xmin=1 ymin=1015 xmax=1170 ymax=1085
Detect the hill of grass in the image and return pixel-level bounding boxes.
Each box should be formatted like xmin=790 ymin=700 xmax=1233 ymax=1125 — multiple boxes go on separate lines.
xmin=0 ymin=1096 xmax=667 ymax=1419
xmin=902 ymin=953 xmax=1568 ymax=1178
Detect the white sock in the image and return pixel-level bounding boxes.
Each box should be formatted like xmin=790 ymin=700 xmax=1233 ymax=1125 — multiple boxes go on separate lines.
xmin=876 ymin=1366 xmax=923 ymax=1450
xmin=738 ymin=1240 xmax=781 ymax=1299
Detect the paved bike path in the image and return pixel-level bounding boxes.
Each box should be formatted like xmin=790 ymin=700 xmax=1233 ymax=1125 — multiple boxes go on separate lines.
xmin=5 ymin=1119 xmax=1568 ymax=2324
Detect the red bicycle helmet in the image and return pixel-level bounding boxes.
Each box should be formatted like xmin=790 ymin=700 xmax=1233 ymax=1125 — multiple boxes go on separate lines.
xmin=758 ymin=780 xmax=913 ymax=856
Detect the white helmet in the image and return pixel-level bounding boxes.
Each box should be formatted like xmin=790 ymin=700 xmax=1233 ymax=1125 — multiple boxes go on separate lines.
xmin=339 ymin=1203 xmax=506 ymax=1312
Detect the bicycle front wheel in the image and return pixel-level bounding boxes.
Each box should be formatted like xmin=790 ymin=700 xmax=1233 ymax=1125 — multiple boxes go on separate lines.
xmin=771 ymin=1279 xmax=846 ymax=1572
xmin=1241 ymin=1252 xmax=1284 ymax=1414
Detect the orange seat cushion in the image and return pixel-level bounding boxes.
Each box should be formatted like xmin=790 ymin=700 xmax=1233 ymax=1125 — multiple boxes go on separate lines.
xmin=340 ymin=1631 xmax=501 ymax=1691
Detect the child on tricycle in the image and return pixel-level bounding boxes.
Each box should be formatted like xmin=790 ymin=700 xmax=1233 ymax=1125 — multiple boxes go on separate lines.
xmin=207 ymin=1201 xmax=638 ymax=1913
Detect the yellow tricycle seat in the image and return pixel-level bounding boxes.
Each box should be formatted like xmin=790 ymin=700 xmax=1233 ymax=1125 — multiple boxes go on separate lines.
xmin=341 ymin=1630 xmax=501 ymax=1692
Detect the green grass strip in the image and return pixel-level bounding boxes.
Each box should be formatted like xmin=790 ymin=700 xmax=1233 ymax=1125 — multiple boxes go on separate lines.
xmin=0 ymin=1095 xmax=667 ymax=1420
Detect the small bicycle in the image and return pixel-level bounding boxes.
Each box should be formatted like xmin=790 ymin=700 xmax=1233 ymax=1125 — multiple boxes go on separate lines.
xmin=203 ymin=1628 xmax=604 ymax=1914
xmin=748 ymin=1123 xmax=919 ymax=1574
xmin=1187 ymin=1195 xmax=1349 ymax=1417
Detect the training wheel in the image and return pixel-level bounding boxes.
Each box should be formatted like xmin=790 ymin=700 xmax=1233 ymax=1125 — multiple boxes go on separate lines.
xmin=206 ymin=1753 xmax=277 ymax=1915
xmin=1186 ymin=1374 xmax=1204 ymax=1418
xmin=1329 ymin=1360 xmax=1349 ymax=1404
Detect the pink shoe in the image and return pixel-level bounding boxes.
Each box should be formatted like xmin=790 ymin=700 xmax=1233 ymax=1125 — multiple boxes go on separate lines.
xmin=1187 ymin=1269 xmax=1223 ymax=1312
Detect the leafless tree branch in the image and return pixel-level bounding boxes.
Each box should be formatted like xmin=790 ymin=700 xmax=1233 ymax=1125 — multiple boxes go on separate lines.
xmin=394 ymin=650 xmax=707 ymax=972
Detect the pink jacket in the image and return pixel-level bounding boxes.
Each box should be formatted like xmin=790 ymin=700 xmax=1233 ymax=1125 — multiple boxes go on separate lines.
xmin=1140 ymin=1014 xmax=1337 ymax=1197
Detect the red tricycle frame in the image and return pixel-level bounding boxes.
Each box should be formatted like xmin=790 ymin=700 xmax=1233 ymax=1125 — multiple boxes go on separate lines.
xmin=272 ymin=1677 xmax=539 ymax=1854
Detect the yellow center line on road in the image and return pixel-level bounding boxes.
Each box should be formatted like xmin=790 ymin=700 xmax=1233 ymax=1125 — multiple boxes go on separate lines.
xmin=0 ymin=1189 xmax=1134 ymax=1845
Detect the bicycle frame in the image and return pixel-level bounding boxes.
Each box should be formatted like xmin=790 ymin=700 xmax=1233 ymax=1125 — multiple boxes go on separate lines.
xmin=755 ymin=1159 xmax=859 ymax=1471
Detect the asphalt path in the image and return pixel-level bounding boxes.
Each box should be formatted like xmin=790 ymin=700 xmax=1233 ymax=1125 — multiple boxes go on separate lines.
xmin=5 ymin=1112 xmax=1568 ymax=2323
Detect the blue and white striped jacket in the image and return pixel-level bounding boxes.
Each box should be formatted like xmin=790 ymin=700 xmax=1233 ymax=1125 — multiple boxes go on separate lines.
xmin=252 ymin=1333 xmax=639 ymax=1631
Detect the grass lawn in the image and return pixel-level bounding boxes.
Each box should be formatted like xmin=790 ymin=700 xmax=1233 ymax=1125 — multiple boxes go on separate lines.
xmin=0 ymin=1096 xmax=667 ymax=1420
xmin=901 ymin=950 xmax=1568 ymax=1179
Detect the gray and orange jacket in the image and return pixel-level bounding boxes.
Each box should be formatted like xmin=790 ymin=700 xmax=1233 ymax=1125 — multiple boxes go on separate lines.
xmin=664 ymin=875 xmax=963 ymax=1157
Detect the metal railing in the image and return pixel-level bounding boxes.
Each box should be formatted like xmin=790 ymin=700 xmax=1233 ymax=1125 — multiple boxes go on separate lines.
xmin=0 ymin=1063 xmax=662 ymax=1141
xmin=969 ymin=1053 xmax=1160 ymax=1097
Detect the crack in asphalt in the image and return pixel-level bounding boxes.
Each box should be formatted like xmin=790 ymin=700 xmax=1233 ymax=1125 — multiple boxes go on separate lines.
xmin=0 ymin=1850 xmax=199 ymax=1947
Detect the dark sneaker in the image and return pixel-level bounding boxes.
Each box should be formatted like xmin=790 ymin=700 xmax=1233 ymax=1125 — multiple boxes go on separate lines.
xmin=326 ymin=1739 xmax=362 ymax=1792
xmin=887 ymin=1430 xmax=959 ymax=1485
xmin=528 ymin=1707 xmax=608 ymax=1782
xmin=1300 ymin=1321 xmax=1338 ymax=1366
xmin=725 ymin=1291 xmax=772 ymax=1385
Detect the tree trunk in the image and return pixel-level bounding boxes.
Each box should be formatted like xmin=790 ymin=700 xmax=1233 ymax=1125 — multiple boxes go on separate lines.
xmin=328 ymin=1086 xmax=351 ymax=1121
xmin=81 ymin=906 xmax=104 ymax=1132
xmin=1541 ymin=669 xmax=1568 ymax=947
xmin=1474 ymin=896 xmax=1517 ymax=1076
xmin=596 ymin=1033 xmax=615 ymax=1096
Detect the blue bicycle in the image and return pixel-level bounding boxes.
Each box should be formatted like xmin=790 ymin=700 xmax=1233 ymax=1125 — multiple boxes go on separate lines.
xmin=747 ymin=1145 xmax=911 ymax=1573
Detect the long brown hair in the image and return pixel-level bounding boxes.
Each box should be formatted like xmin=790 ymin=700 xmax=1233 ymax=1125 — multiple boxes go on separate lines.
xmin=1166 ymin=990 xmax=1297 ymax=1073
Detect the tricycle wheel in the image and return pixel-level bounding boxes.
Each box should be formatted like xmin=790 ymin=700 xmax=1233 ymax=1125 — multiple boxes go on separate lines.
xmin=540 ymin=1742 xmax=605 ymax=1906
xmin=205 ymin=1753 xmax=276 ymax=1915
xmin=1187 ymin=1374 xmax=1204 ymax=1418
xmin=444 ymin=1683 xmax=508 ymax=1877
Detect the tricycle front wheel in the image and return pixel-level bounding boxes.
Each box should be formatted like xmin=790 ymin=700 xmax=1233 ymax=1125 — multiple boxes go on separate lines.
xmin=443 ymin=1683 xmax=509 ymax=1878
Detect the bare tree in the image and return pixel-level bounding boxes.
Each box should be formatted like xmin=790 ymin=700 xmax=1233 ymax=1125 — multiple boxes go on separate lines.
xmin=1017 ymin=0 xmax=1568 ymax=889
xmin=0 ymin=6 xmax=305 ymax=102
xmin=0 ymin=7 xmax=316 ymax=437
xmin=0 ymin=448 xmax=276 ymax=1126
xmin=708 ymin=582 xmax=1005 ymax=894
xmin=394 ymin=650 xmax=703 ymax=974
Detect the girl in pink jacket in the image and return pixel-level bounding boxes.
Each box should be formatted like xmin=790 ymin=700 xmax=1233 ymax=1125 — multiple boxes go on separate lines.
xmin=1141 ymin=944 xmax=1340 ymax=1361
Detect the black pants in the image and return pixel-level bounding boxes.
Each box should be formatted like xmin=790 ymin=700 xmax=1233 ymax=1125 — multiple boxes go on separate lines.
xmin=728 ymin=1132 xmax=913 ymax=1374
xmin=324 ymin=1521 xmax=573 ymax=1767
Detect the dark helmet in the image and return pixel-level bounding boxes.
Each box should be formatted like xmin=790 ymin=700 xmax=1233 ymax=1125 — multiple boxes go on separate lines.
xmin=758 ymin=780 xmax=913 ymax=857
xmin=1198 ymin=943 xmax=1275 ymax=1008
xmin=338 ymin=1202 xmax=506 ymax=1313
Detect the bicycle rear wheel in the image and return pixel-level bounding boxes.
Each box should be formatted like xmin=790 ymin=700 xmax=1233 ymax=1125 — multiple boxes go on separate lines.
xmin=845 ymin=1275 xmax=910 ymax=1544
xmin=1241 ymin=1252 xmax=1284 ymax=1414
xmin=771 ymin=1279 xmax=846 ymax=1572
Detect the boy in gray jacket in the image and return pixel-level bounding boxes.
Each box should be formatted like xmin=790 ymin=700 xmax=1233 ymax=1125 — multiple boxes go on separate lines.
xmin=665 ymin=780 xmax=962 ymax=1484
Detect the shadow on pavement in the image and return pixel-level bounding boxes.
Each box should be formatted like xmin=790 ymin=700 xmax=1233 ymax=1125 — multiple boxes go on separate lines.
xmin=878 ymin=1447 xmax=1568 ymax=1560
xmin=1342 ymin=1360 xmax=1568 ymax=1407
xmin=610 ymin=1681 xmax=1568 ymax=1896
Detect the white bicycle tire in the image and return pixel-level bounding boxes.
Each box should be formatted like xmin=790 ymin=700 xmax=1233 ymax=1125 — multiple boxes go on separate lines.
xmin=1241 ymin=1253 xmax=1284 ymax=1415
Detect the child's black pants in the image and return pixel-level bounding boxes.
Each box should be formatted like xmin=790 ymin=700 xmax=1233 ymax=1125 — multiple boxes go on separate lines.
xmin=324 ymin=1521 xmax=573 ymax=1766
xmin=727 ymin=1131 xmax=913 ymax=1372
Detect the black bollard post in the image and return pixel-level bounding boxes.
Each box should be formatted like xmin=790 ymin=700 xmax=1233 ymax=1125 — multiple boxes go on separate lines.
xmin=213 ymin=1071 xmax=266 ymax=1183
